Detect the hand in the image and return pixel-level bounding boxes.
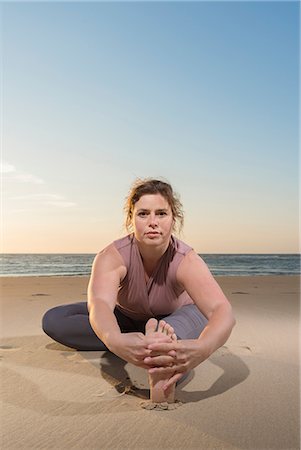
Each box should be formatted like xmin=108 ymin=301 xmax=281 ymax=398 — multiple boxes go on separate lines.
xmin=109 ymin=332 xmax=174 ymax=369
xmin=145 ymin=339 xmax=207 ymax=389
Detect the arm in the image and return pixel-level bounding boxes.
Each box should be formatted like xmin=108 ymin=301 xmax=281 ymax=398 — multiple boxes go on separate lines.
xmin=178 ymin=250 xmax=236 ymax=358
xmin=87 ymin=244 xmax=126 ymax=347
xmin=88 ymin=244 xmax=173 ymax=368
xmin=145 ymin=250 xmax=236 ymax=385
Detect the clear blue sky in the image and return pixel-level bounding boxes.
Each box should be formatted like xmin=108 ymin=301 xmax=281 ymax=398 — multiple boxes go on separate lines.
xmin=2 ymin=1 xmax=299 ymax=253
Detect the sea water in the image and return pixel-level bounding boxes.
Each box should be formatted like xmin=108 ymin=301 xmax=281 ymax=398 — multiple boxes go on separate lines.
xmin=0 ymin=253 xmax=299 ymax=277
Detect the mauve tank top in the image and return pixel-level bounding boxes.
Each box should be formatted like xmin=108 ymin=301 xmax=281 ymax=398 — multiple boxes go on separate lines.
xmin=113 ymin=234 xmax=194 ymax=320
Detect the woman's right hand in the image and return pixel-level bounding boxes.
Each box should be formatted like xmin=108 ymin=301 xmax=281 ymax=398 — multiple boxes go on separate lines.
xmin=108 ymin=332 xmax=174 ymax=369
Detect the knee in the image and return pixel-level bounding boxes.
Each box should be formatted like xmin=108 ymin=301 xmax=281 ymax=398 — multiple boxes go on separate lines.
xmin=42 ymin=306 xmax=63 ymax=339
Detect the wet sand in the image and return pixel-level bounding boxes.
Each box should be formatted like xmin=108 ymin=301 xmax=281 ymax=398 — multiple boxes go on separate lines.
xmin=0 ymin=275 xmax=300 ymax=449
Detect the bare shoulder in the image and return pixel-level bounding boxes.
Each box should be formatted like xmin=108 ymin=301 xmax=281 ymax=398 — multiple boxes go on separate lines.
xmin=176 ymin=249 xmax=213 ymax=285
xmin=178 ymin=249 xmax=207 ymax=269
xmin=88 ymin=243 xmax=127 ymax=309
xmin=92 ymin=243 xmax=127 ymax=281
xmin=176 ymin=248 xmax=229 ymax=314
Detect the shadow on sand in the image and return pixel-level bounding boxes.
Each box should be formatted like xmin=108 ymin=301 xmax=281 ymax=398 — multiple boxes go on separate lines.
xmin=85 ymin=347 xmax=250 ymax=403
xmin=1 ymin=335 xmax=250 ymax=408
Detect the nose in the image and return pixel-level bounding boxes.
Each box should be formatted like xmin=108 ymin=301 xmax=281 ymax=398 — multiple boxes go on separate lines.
xmin=148 ymin=213 xmax=158 ymax=228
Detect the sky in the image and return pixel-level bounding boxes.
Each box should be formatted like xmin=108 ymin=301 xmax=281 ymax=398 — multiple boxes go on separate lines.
xmin=1 ymin=1 xmax=299 ymax=254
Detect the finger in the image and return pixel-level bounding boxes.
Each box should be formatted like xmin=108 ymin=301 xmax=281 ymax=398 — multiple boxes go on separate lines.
xmin=147 ymin=342 xmax=177 ymax=352
xmin=144 ymin=355 xmax=174 ymax=366
xmin=148 ymin=349 xmax=176 ymax=357
xmin=145 ymin=337 xmax=168 ymax=345
xmin=146 ymin=331 xmax=171 ymax=340
xmin=145 ymin=335 xmax=172 ymax=346
xmin=163 ymin=373 xmax=183 ymax=390
xmin=148 ymin=365 xmax=177 ymax=375
xmin=147 ymin=350 xmax=169 ymax=358
xmin=137 ymin=362 xmax=156 ymax=370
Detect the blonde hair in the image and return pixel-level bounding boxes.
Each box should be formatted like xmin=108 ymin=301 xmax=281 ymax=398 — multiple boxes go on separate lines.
xmin=124 ymin=178 xmax=184 ymax=233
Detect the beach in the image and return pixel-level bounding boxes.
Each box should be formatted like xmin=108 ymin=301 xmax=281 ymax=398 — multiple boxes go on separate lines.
xmin=1 ymin=275 xmax=300 ymax=449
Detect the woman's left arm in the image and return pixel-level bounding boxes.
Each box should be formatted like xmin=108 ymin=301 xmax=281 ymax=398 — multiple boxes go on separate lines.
xmin=178 ymin=250 xmax=236 ymax=356
xmin=145 ymin=250 xmax=236 ymax=388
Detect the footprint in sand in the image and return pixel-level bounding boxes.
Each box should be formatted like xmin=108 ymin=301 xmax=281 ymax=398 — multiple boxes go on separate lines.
xmin=229 ymin=344 xmax=254 ymax=355
xmin=31 ymin=293 xmax=50 ymax=296
xmin=0 ymin=345 xmax=21 ymax=351
xmin=231 ymin=291 xmax=250 ymax=295
xmin=140 ymin=400 xmax=183 ymax=410
xmin=60 ymin=351 xmax=92 ymax=363
xmin=240 ymin=345 xmax=252 ymax=352
xmin=60 ymin=351 xmax=78 ymax=358
xmin=219 ymin=344 xmax=254 ymax=356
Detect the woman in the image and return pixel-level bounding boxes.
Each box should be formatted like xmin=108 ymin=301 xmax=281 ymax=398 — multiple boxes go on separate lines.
xmin=42 ymin=178 xmax=235 ymax=403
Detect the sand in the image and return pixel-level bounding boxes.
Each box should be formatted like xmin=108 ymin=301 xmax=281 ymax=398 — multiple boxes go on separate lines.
xmin=0 ymin=275 xmax=300 ymax=449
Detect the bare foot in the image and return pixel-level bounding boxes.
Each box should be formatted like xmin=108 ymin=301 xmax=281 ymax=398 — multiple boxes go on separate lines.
xmin=145 ymin=318 xmax=177 ymax=403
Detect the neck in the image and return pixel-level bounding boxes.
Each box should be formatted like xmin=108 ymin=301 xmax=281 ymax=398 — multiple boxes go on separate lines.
xmin=135 ymin=238 xmax=170 ymax=267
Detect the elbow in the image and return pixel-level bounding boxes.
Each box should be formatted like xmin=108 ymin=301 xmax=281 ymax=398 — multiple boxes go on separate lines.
xmin=231 ymin=313 xmax=236 ymax=330
xmin=228 ymin=303 xmax=236 ymax=330
xmin=87 ymin=296 xmax=101 ymax=315
xmin=223 ymin=304 xmax=236 ymax=344
xmin=220 ymin=301 xmax=236 ymax=333
xmin=87 ymin=296 xmax=94 ymax=314
xmin=87 ymin=288 xmax=95 ymax=313
xmin=87 ymin=291 xmax=101 ymax=313
xmin=87 ymin=297 xmax=101 ymax=315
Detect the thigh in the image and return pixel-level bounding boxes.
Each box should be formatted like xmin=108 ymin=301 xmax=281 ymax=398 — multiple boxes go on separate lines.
xmin=43 ymin=302 xmax=142 ymax=334
xmin=42 ymin=302 xmax=146 ymax=351
xmin=64 ymin=302 xmax=143 ymax=333
xmin=163 ymin=304 xmax=208 ymax=340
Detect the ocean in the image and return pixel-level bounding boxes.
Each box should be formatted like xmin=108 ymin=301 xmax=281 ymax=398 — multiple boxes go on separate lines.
xmin=0 ymin=254 xmax=299 ymax=277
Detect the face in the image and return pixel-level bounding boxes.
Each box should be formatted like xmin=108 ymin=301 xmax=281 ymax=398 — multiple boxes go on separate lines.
xmin=132 ymin=194 xmax=174 ymax=247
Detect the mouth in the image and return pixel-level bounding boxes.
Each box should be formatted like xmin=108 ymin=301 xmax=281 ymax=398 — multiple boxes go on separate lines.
xmin=145 ymin=231 xmax=161 ymax=236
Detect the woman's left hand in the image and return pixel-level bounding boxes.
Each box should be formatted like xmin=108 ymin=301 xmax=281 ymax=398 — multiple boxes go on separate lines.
xmin=144 ymin=339 xmax=208 ymax=390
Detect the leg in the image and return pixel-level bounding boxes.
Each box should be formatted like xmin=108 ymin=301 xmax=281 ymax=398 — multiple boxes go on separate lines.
xmin=163 ymin=304 xmax=208 ymax=340
xmin=42 ymin=302 xmax=138 ymax=351
xmin=145 ymin=319 xmax=177 ymax=403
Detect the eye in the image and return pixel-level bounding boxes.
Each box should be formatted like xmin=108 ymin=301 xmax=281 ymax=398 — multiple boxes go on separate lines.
xmin=158 ymin=212 xmax=167 ymax=216
xmin=138 ymin=212 xmax=147 ymax=217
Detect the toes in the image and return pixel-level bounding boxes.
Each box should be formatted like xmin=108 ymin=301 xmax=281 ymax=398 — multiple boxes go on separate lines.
xmin=167 ymin=324 xmax=175 ymax=336
xmin=163 ymin=323 xmax=172 ymax=336
xmin=168 ymin=326 xmax=177 ymax=341
xmin=145 ymin=318 xmax=158 ymax=335
xmin=158 ymin=321 xmax=177 ymax=339
xmin=157 ymin=320 xmax=166 ymax=334
xmin=164 ymin=324 xmax=177 ymax=341
xmin=147 ymin=319 xmax=177 ymax=340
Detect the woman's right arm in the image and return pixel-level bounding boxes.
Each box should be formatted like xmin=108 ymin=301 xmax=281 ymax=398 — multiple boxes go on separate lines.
xmin=87 ymin=245 xmax=173 ymax=368
xmin=87 ymin=244 xmax=126 ymax=349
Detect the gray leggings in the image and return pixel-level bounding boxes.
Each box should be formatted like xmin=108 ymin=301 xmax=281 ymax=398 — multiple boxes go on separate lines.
xmin=42 ymin=302 xmax=208 ymax=351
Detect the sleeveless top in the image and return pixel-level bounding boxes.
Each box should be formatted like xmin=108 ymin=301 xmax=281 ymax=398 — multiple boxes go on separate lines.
xmin=113 ymin=234 xmax=194 ymax=320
